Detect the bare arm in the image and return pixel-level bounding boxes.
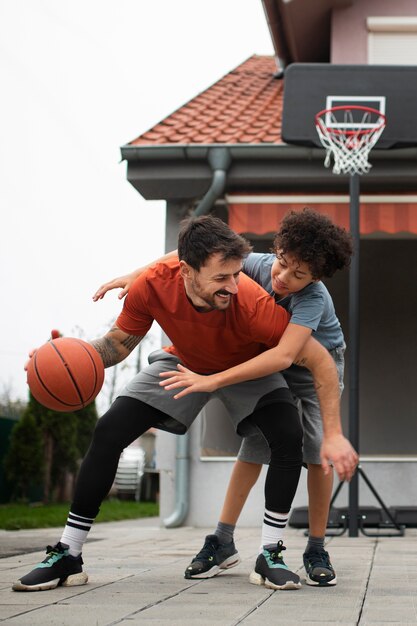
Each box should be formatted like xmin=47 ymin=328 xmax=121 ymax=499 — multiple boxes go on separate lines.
xmin=160 ymin=322 xmax=312 ymax=393
xmin=304 ymin=339 xmax=359 ymax=478
xmin=160 ymin=331 xmax=340 ymax=431
xmin=25 ymin=327 xmax=144 ymax=373
xmin=292 ymin=337 xmax=341 ymax=434
xmin=160 ymin=329 xmax=341 ymax=427
xmin=93 ymin=250 xmax=178 ymax=301
xmin=159 ymin=331 xmax=358 ymax=480
xmin=215 ymin=322 xmax=312 ymax=387
xmin=90 ymin=326 xmax=144 ymax=368
xmin=293 ymin=341 xmax=358 ymax=481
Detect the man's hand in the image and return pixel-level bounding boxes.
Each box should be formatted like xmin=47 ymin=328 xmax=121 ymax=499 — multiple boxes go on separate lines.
xmin=159 ymin=364 xmax=219 ymax=398
xmin=24 ymin=329 xmax=61 ymax=371
xmin=320 ymin=434 xmax=359 ymax=482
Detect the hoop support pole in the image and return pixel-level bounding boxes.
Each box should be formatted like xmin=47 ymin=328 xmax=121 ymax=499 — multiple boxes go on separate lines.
xmin=348 ymin=172 xmax=360 ymax=537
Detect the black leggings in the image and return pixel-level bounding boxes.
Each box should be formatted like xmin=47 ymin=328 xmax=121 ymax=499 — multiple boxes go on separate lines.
xmin=71 ymin=394 xmax=303 ymax=519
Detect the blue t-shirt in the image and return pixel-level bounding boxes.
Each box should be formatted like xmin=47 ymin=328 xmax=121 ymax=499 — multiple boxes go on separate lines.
xmin=243 ymin=253 xmax=344 ymax=350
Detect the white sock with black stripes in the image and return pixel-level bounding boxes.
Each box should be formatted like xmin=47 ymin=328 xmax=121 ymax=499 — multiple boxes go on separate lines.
xmin=60 ymin=511 xmax=95 ymax=557
xmin=260 ymin=509 xmax=289 ymax=553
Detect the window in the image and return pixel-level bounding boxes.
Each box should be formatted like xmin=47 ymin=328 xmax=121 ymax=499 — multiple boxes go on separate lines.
xmin=368 ymin=16 xmax=417 ymax=64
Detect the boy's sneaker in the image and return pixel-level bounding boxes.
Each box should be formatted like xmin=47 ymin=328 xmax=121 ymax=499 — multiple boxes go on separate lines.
xmin=303 ymin=547 xmax=337 ymax=586
xmin=249 ymin=540 xmax=301 ymax=590
xmin=184 ymin=534 xmax=241 ymax=579
xmin=12 ymin=542 xmax=88 ymax=592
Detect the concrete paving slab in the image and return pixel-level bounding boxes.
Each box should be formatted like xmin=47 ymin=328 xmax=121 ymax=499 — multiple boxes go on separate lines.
xmin=361 ymin=623 xmax=417 ymax=626
xmin=361 ymin=607 xmax=417 ymax=622
xmin=1 ymin=605 xmax=137 ymax=625
xmin=0 ymin=520 xmax=416 ymax=625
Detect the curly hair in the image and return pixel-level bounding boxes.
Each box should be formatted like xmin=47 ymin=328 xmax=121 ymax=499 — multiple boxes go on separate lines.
xmin=273 ymin=208 xmax=353 ymax=279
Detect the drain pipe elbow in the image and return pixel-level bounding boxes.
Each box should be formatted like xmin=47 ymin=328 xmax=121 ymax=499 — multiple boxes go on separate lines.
xmin=163 ymin=432 xmax=190 ymax=528
xmin=194 ymin=148 xmax=232 ymax=217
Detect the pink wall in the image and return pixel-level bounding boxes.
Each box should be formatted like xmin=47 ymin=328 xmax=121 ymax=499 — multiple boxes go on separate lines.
xmin=331 ymin=0 xmax=417 ymax=64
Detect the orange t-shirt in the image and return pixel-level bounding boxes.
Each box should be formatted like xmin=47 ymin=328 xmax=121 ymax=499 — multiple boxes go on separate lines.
xmin=116 ymin=258 xmax=290 ymax=374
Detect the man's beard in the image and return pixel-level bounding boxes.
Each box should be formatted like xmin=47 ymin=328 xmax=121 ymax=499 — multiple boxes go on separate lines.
xmin=191 ymin=280 xmax=233 ymax=311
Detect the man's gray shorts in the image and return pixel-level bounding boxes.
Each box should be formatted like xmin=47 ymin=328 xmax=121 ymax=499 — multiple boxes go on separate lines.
xmin=120 ymin=349 xmax=290 ymax=437
xmin=238 ymin=345 xmax=346 ymax=465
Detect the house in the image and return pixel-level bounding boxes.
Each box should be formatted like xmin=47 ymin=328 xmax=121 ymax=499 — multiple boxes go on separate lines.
xmin=120 ymin=0 xmax=417 ymax=526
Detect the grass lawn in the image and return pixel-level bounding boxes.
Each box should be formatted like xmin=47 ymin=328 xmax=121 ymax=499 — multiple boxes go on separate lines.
xmin=0 ymin=499 xmax=159 ymax=531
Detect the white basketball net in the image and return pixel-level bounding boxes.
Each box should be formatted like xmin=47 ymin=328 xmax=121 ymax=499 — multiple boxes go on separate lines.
xmin=315 ymin=107 xmax=386 ymax=176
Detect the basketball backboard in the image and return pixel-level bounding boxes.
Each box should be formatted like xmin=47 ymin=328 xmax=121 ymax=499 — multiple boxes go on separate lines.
xmin=282 ymin=64 xmax=417 ymax=150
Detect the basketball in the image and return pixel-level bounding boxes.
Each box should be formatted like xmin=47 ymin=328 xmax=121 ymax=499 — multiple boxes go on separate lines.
xmin=26 ymin=337 xmax=105 ymax=412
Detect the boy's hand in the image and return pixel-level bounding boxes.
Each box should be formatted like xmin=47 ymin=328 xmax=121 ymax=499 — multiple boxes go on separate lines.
xmin=159 ymin=364 xmax=219 ymax=398
xmin=320 ymin=434 xmax=358 ymax=482
xmin=93 ymin=271 xmax=142 ymax=301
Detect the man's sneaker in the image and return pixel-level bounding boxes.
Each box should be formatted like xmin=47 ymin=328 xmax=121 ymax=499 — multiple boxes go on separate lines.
xmin=184 ymin=534 xmax=241 ymax=579
xmin=12 ymin=542 xmax=88 ymax=592
xmin=303 ymin=547 xmax=337 ymax=586
xmin=249 ymin=540 xmax=301 ymax=590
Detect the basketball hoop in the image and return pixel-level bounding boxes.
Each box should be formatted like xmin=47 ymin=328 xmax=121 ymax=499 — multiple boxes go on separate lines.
xmin=315 ymin=105 xmax=386 ymax=176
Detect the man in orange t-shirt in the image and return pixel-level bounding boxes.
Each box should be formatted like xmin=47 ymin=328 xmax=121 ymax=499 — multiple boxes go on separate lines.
xmin=14 ymin=215 xmax=353 ymax=593
xmin=118 ymin=258 xmax=290 ymax=373
xmin=113 ymin=256 xmax=293 ymax=437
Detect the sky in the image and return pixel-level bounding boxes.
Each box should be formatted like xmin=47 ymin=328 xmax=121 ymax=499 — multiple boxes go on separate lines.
xmin=0 ymin=0 xmax=274 ymax=410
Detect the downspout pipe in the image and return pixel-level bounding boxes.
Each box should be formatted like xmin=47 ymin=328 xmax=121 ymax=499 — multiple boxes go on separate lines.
xmin=163 ymin=432 xmax=190 ymax=528
xmin=163 ymin=147 xmax=231 ymax=528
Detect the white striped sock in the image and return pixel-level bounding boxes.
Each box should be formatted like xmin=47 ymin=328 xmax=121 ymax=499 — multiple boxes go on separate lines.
xmin=60 ymin=511 xmax=95 ymax=557
xmin=260 ymin=509 xmax=289 ymax=553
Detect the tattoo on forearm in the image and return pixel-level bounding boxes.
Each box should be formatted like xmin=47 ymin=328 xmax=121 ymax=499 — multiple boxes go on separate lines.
xmin=91 ymin=326 xmax=143 ymax=367
xmin=121 ymin=335 xmax=143 ymax=351
xmin=91 ymin=330 xmax=143 ymax=368
xmin=91 ymin=337 xmax=121 ymax=368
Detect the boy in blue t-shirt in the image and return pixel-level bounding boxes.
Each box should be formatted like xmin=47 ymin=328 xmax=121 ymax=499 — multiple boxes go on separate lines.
xmin=93 ymin=208 xmax=354 ymax=589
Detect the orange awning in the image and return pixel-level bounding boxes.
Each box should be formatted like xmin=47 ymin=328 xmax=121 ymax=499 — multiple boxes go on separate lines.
xmin=227 ymin=195 xmax=417 ymax=235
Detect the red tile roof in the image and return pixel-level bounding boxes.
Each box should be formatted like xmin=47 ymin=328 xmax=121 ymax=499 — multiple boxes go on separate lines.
xmin=129 ymin=56 xmax=284 ymax=146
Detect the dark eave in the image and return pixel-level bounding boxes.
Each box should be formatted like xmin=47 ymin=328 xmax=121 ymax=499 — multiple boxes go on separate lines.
xmin=121 ymin=143 xmax=417 ymax=200
xmin=261 ymin=0 xmax=353 ymax=65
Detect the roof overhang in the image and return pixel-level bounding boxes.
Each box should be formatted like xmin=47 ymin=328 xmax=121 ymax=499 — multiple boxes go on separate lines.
xmin=121 ymin=143 xmax=417 ymax=200
xmin=261 ymin=0 xmax=353 ymax=65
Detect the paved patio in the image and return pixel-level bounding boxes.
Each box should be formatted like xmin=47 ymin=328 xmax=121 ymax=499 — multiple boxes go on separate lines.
xmin=0 ymin=518 xmax=416 ymax=625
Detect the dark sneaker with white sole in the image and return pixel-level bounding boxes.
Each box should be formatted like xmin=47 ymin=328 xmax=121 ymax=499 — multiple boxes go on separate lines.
xmin=184 ymin=534 xmax=241 ymax=579
xmin=303 ymin=547 xmax=337 ymax=586
xmin=249 ymin=540 xmax=301 ymax=590
xmin=12 ymin=542 xmax=88 ymax=591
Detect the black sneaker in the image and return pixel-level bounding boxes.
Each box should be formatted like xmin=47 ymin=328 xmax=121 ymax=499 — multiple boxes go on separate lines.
xmin=12 ymin=542 xmax=88 ymax=592
xmin=249 ymin=540 xmax=301 ymax=590
xmin=184 ymin=534 xmax=241 ymax=579
xmin=303 ymin=547 xmax=337 ymax=586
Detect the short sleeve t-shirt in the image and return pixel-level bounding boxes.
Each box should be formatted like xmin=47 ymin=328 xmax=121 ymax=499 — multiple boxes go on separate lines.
xmin=243 ymin=252 xmax=344 ymax=350
xmin=116 ymin=258 xmax=290 ymax=374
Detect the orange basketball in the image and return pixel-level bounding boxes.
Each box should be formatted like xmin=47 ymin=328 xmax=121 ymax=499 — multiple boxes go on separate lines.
xmin=26 ymin=337 xmax=105 ymax=412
